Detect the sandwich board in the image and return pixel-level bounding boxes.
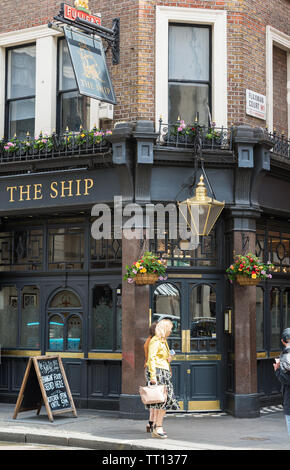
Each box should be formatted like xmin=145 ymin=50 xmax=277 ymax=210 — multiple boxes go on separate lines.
xmin=13 ymin=355 xmax=77 ymax=422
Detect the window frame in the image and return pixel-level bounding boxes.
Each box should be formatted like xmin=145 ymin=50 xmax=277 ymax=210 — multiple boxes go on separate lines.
xmin=155 ymin=6 xmax=227 ymax=130
xmin=168 ymin=23 xmax=212 ymax=125
xmin=4 ymin=42 xmax=36 ymax=139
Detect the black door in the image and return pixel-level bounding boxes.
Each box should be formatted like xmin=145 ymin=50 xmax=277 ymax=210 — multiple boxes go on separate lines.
xmin=151 ymin=276 xmax=225 ymax=411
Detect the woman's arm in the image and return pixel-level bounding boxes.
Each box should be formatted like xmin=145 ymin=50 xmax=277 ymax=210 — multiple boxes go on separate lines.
xmin=147 ymin=339 xmax=159 ymax=384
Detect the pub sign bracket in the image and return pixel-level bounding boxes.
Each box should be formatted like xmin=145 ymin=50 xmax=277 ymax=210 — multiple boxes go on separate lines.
xmin=49 ymin=3 xmax=120 ymax=65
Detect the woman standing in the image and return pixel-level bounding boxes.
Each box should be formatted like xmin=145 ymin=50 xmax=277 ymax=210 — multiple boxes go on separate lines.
xmin=146 ymin=319 xmax=180 ymax=439
xmin=144 ymin=321 xmax=157 ymax=433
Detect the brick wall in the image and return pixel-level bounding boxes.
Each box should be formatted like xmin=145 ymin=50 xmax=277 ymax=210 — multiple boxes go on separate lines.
xmin=0 ymin=0 xmax=288 ymax=130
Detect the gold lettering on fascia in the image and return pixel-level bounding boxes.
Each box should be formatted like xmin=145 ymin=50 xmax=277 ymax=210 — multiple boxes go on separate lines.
xmin=6 ymin=178 xmax=94 ymax=203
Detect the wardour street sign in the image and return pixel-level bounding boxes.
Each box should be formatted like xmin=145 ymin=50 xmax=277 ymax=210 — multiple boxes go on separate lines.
xmin=64 ymin=26 xmax=117 ymax=104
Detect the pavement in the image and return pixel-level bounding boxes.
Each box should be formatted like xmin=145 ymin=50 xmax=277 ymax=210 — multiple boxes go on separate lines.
xmin=0 ymin=403 xmax=289 ymax=451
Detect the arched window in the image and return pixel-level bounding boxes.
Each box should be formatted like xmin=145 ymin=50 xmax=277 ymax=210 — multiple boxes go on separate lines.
xmin=48 ymin=289 xmax=82 ymax=351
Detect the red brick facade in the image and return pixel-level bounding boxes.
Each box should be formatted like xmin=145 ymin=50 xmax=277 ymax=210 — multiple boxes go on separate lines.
xmin=0 ymin=0 xmax=288 ymax=131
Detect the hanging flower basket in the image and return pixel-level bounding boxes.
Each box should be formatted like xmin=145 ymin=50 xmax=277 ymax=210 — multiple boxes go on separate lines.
xmin=123 ymin=251 xmax=167 ymax=286
xmin=235 ymin=274 xmax=261 ymax=286
xmin=226 ymin=253 xmax=274 ymax=287
xmin=134 ymin=273 xmax=159 ymax=285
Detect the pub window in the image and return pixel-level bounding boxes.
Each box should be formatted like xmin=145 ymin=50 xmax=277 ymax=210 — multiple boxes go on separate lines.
xmin=48 ymin=290 xmax=82 ymax=351
xmin=168 ymin=24 xmax=211 ymax=125
xmin=20 ymin=285 xmax=40 ymax=349
xmin=91 ymin=285 xmax=122 ymax=351
xmin=57 ymin=38 xmax=90 ymax=133
xmin=0 ymin=229 xmax=43 ymax=272
xmin=5 ymin=44 xmax=36 ymax=139
xmin=0 ymin=286 xmax=18 ymax=347
xmin=48 ymin=226 xmax=84 ymax=270
xmin=190 ymin=284 xmax=217 ymax=352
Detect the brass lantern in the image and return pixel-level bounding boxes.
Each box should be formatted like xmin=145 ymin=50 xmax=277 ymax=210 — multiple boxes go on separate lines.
xmin=178 ymin=174 xmax=225 ymax=236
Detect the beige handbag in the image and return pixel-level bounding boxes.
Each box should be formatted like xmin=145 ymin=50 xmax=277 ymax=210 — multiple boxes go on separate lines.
xmin=139 ymin=382 xmax=167 ymax=405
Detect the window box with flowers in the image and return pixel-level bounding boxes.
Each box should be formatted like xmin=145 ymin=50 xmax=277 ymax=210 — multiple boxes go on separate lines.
xmin=123 ymin=251 xmax=167 ymax=286
xmin=226 ymin=253 xmax=274 ymax=286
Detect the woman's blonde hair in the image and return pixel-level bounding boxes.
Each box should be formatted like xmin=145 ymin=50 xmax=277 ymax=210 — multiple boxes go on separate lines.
xmin=155 ymin=319 xmax=173 ymax=339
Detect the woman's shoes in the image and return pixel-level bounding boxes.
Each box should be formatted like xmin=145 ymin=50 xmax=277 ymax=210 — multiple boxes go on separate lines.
xmin=146 ymin=422 xmax=153 ymax=433
xmin=151 ymin=426 xmax=167 ymax=439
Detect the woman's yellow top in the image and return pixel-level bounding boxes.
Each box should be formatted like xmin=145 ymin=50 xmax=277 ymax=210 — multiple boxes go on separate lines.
xmin=146 ymin=335 xmax=170 ymax=382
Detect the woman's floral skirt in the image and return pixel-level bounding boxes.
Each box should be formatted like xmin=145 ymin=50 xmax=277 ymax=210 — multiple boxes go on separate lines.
xmin=144 ymin=367 xmax=180 ymax=411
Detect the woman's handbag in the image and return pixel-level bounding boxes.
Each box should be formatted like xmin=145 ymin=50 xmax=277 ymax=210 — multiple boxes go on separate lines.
xmin=139 ymin=382 xmax=167 ymax=405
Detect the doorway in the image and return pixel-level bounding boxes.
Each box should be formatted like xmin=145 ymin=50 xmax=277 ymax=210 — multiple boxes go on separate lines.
xmin=151 ymin=277 xmax=225 ymax=411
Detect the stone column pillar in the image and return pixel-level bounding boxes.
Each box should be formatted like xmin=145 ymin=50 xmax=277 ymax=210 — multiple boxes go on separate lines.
xmin=225 ymin=125 xmax=272 ymax=418
xmin=119 ymin=229 xmax=150 ymax=419
xmin=231 ymin=219 xmax=260 ymax=417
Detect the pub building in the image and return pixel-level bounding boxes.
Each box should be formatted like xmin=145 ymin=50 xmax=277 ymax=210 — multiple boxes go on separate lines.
xmin=0 ymin=0 xmax=289 ymax=419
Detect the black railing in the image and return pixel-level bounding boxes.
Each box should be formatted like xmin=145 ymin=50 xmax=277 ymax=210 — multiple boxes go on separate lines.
xmin=266 ymin=130 xmax=290 ymax=159
xmin=0 ymin=129 xmax=112 ymax=164
xmin=156 ymin=119 xmax=234 ymax=151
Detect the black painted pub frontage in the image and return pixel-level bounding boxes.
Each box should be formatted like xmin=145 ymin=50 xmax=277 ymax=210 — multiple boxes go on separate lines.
xmin=0 ymin=121 xmax=290 ymax=418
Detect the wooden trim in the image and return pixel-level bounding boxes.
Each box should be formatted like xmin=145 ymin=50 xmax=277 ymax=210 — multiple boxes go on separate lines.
xmin=2 ymin=350 xmax=41 ymax=357
xmin=88 ymin=352 xmax=122 ymax=360
xmin=45 ymin=352 xmax=84 ymax=359
xmin=168 ymin=274 xmax=202 ymax=278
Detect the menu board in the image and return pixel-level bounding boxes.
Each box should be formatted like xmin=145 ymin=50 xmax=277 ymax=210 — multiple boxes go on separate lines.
xmin=13 ymin=356 xmax=77 ymax=422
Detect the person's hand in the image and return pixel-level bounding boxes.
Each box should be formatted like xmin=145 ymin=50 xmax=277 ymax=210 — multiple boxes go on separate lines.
xmin=150 ymin=380 xmax=156 ymax=385
xmin=273 ymin=359 xmax=280 ymax=371
xmin=167 ymin=356 xmax=173 ymax=363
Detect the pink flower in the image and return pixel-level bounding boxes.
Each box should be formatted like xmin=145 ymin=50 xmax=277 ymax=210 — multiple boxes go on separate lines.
xmin=127 ymin=278 xmax=134 ymax=284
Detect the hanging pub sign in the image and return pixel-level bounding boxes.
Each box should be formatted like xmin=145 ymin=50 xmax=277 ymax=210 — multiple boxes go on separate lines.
xmin=64 ymin=26 xmax=117 ymax=104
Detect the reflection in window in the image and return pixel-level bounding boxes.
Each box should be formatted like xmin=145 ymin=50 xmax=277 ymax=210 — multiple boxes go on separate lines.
xmin=49 ymin=314 xmax=64 ymax=351
xmin=68 ymin=315 xmax=82 ymax=350
xmin=0 ymin=286 xmax=18 ymax=347
xmin=256 ymin=287 xmax=264 ymax=351
xmin=152 ymin=283 xmax=181 ymax=351
xmin=58 ymin=38 xmax=90 ymax=133
xmin=48 ymin=227 xmax=84 ymax=270
xmin=48 ymin=289 xmax=82 ymax=351
xmin=283 ymin=288 xmax=290 ymax=330
xmin=270 ymin=287 xmax=281 ymax=350
xmin=190 ymin=284 xmax=216 ymax=352
xmin=92 ymin=285 xmax=113 ymax=350
xmin=20 ymin=286 xmax=40 ymax=348
xmin=6 ymin=45 xmax=36 ymax=138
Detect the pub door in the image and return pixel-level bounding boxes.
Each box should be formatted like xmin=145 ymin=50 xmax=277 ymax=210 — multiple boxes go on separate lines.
xmin=151 ymin=277 xmax=225 ymax=412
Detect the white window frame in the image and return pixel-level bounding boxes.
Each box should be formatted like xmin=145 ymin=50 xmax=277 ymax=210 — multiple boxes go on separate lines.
xmin=155 ymin=6 xmax=227 ymax=130
xmin=0 ymin=25 xmax=100 ymax=139
xmin=266 ymin=26 xmax=290 ymax=137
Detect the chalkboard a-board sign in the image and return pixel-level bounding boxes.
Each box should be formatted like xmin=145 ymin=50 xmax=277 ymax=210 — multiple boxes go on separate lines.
xmin=13 ymin=356 xmax=77 ymax=422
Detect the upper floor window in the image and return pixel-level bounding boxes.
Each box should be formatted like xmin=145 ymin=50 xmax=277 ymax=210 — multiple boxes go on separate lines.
xmin=168 ymin=24 xmax=211 ymax=125
xmin=57 ymin=38 xmax=90 ymax=133
xmin=5 ymin=44 xmax=36 ymax=139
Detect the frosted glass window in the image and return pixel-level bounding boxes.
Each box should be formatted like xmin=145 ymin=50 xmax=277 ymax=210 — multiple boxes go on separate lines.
xmin=169 ymin=26 xmax=209 ymax=81
xmin=168 ymin=25 xmax=211 ymax=125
